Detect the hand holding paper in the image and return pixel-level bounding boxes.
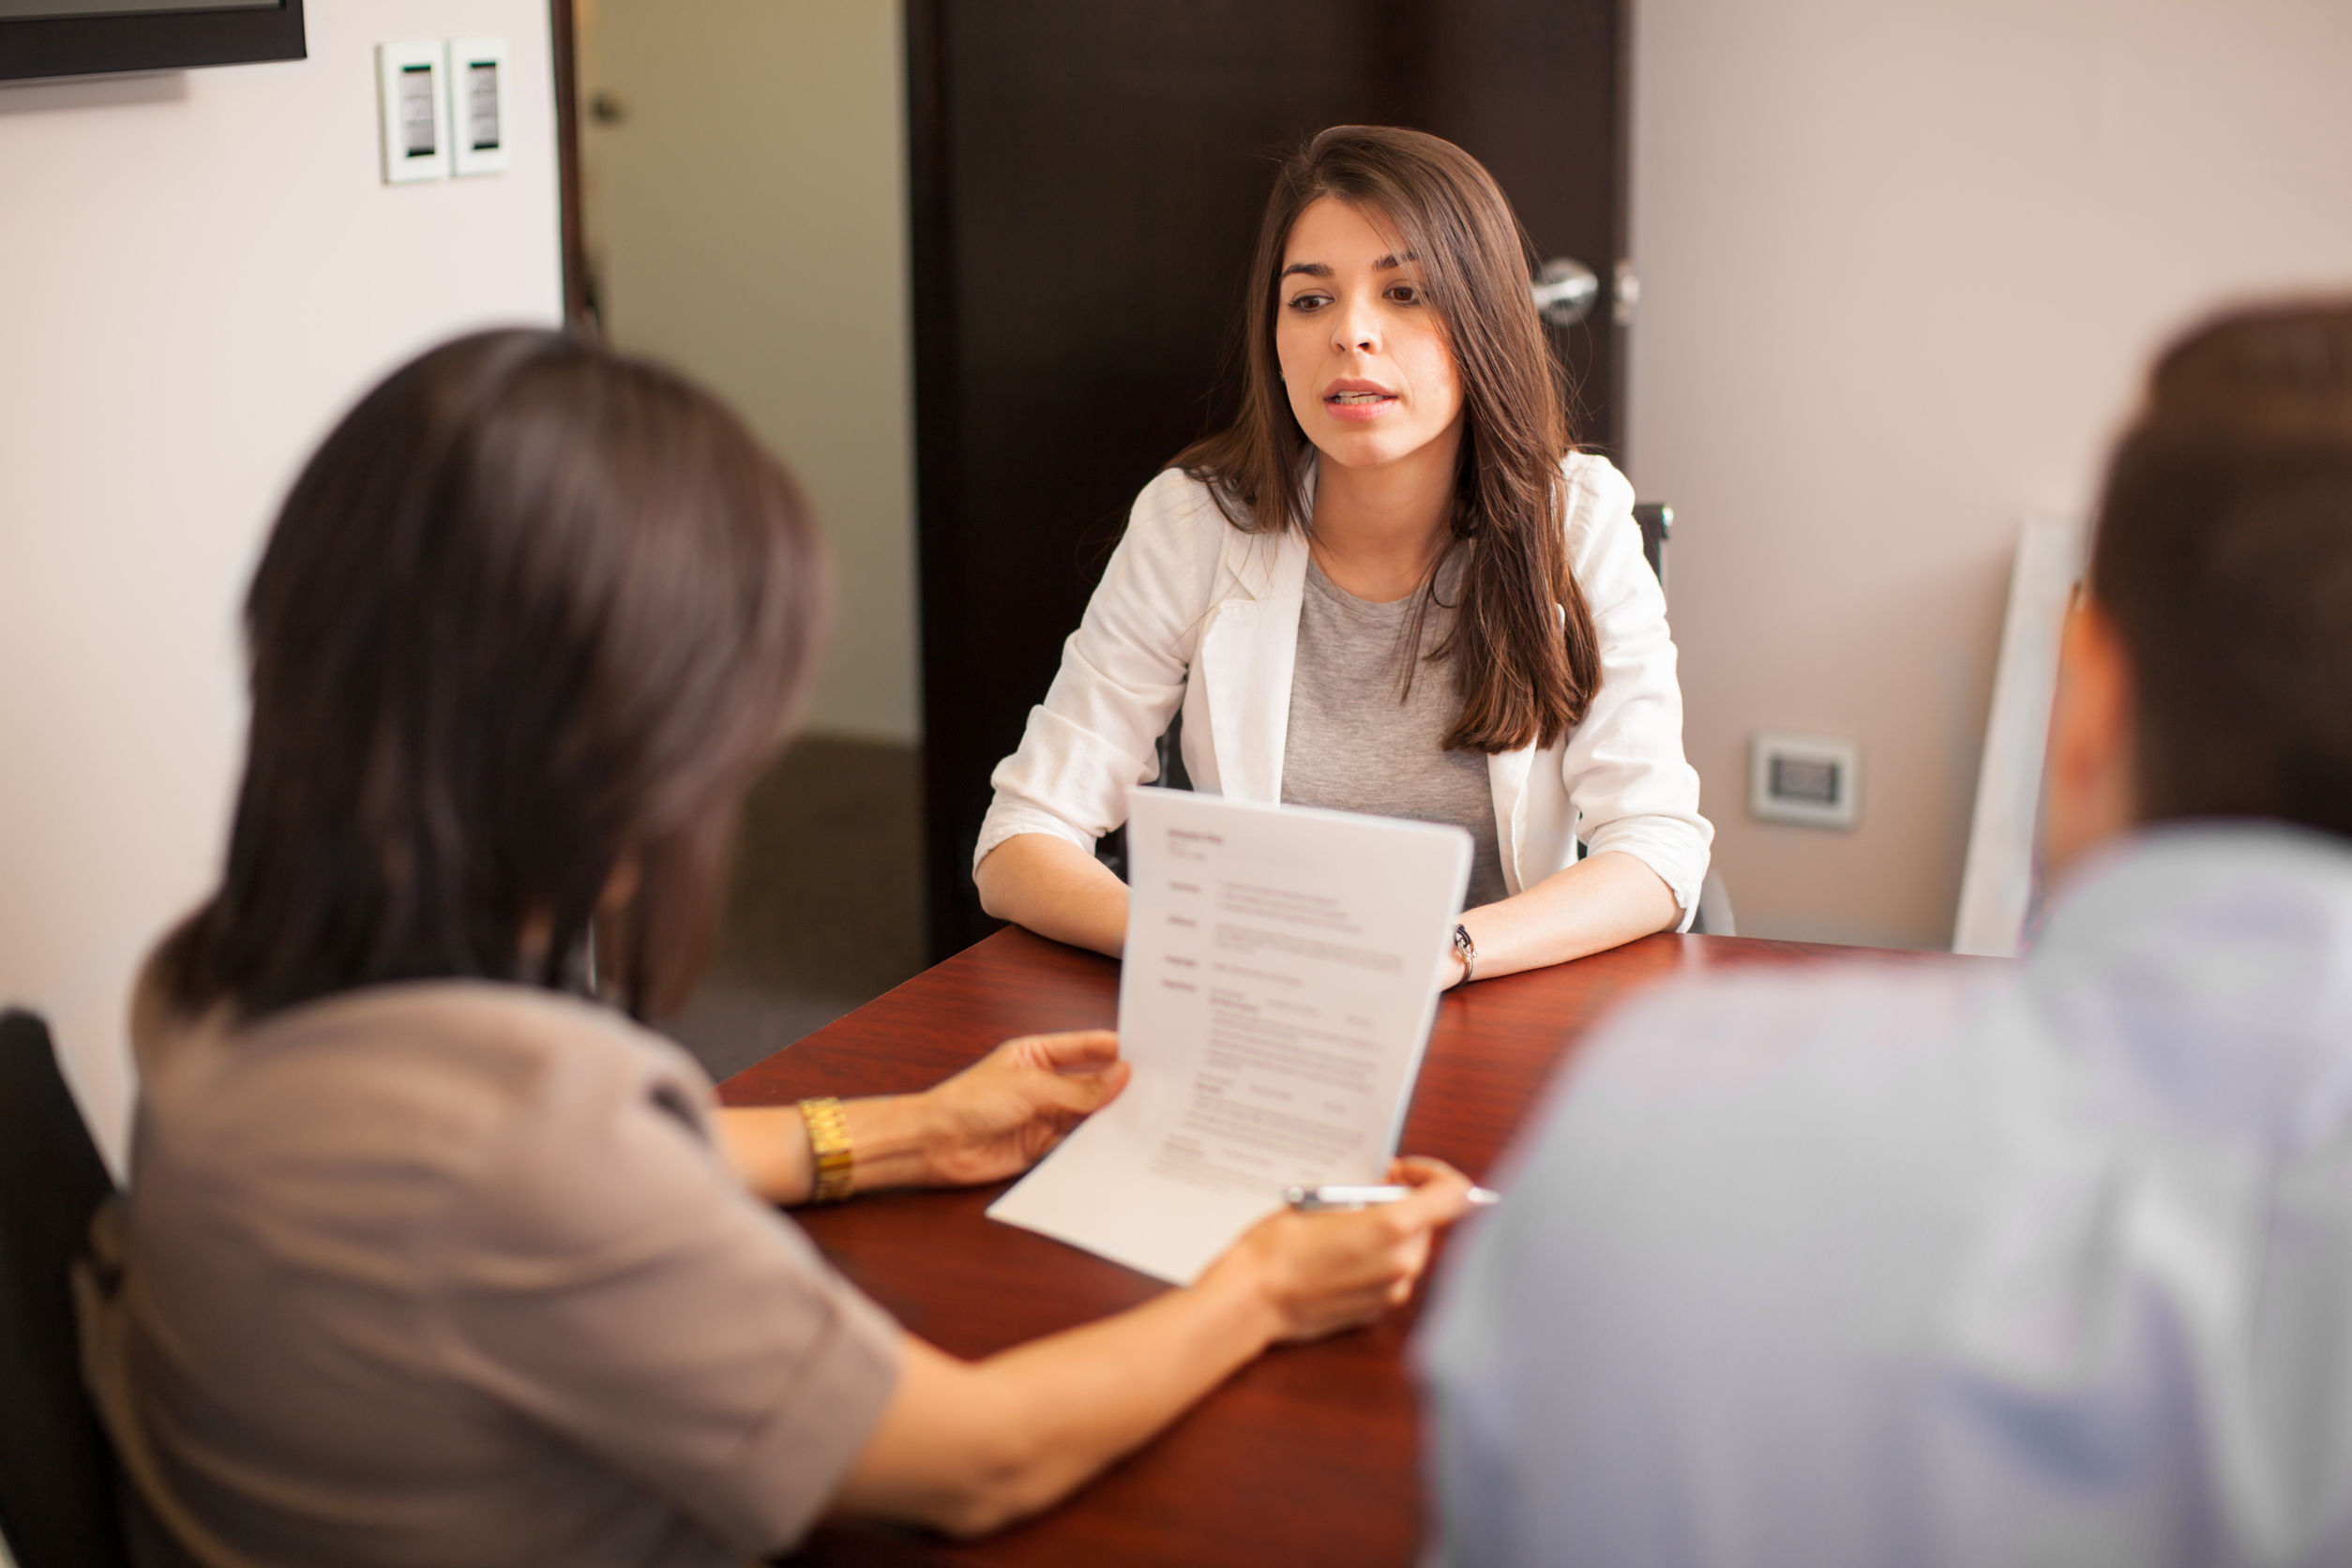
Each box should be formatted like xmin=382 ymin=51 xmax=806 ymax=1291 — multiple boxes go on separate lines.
xmin=915 ymin=1030 xmax=1132 ymax=1186
xmin=988 ymin=788 xmax=1472 ymax=1284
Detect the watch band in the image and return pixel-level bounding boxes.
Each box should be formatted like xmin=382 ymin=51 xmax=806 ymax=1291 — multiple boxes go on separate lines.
xmin=1452 ymin=923 xmax=1478 ymax=984
xmin=798 ymin=1096 xmax=855 ymax=1203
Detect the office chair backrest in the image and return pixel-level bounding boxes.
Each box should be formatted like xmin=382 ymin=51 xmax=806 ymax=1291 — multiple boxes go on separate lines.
xmin=1633 ymin=502 xmax=1672 ymax=591
xmin=1623 ymin=499 xmax=1734 ymax=934
xmin=0 ymin=1009 xmax=132 ymax=1568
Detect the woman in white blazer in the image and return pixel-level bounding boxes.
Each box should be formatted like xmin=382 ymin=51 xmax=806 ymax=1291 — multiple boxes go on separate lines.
xmin=977 ymin=126 xmax=1711 ymax=988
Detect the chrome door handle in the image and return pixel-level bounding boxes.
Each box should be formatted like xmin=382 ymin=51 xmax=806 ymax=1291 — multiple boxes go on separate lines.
xmin=1531 ymin=257 xmax=1599 ymax=326
xmin=1532 ymin=257 xmax=1640 ymax=327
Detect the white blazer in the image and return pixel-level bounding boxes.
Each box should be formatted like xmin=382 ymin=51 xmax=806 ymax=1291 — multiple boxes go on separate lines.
xmin=977 ymin=453 xmax=1713 ymax=926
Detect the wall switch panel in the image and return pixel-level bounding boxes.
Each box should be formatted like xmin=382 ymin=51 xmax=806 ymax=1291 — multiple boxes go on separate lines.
xmin=447 ymin=38 xmax=512 ymax=176
xmin=377 ymin=42 xmax=449 ymax=184
xmin=1750 ymin=731 xmax=1862 ymax=829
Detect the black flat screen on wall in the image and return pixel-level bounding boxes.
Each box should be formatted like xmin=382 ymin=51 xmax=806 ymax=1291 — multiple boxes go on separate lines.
xmin=0 ymin=0 xmax=304 ymax=83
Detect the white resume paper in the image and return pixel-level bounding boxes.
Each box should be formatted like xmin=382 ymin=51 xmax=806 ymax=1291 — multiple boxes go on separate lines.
xmin=987 ymin=788 xmax=1471 ymax=1285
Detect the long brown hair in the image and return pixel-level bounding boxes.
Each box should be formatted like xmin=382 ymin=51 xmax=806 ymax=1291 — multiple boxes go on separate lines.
xmin=160 ymin=330 xmax=827 ymax=1023
xmin=1175 ymin=125 xmax=1598 ymax=752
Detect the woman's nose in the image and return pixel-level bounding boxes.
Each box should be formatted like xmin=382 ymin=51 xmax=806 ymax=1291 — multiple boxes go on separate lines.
xmin=1333 ymin=297 xmax=1380 ymax=354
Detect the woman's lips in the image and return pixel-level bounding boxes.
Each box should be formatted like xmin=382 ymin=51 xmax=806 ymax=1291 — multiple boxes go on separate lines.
xmin=1323 ymin=387 xmax=1397 ymax=424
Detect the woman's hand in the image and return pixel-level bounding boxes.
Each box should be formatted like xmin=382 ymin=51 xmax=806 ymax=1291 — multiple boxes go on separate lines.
xmin=1200 ymin=1156 xmax=1477 ymax=1343
xmin=913 ymin=1030 xmax=1131 ymax=1187
xmin=717 ymin=1031 xmax=1126 ymax=1204
xmin=837 ymin=1153 xmax=1480 ymax=1537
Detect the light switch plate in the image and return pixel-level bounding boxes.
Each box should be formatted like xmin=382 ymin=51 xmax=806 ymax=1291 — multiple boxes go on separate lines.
xmin=447 ymin=38 xmax=512 ymax=176
xmin=1750 ymin=731 xmax=1862 ymax=829
xmin=376 ymin=41 xmax=448 ymax=184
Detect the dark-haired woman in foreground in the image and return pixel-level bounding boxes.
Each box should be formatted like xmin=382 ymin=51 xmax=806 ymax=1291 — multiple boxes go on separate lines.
xmin=78 ymin=330 xmax=1473 ymax=1568
xmin=978 ymin=127 xmax=1711 ymax=986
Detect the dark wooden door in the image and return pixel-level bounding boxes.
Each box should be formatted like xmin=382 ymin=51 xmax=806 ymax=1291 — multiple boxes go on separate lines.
xmin=911 ymin=1 xmax=1631 ymax=960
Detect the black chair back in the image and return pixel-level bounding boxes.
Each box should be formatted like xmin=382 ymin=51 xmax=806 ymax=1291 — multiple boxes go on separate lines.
xmin=1633 ymin=502 xmax=1672 ymax=590
xmin=0 ymin=1008 xmax=132 ymax=1568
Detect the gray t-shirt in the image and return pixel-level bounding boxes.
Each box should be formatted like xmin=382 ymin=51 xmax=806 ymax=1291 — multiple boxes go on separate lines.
xmin=79 ymin=978 xmax=900 ymax=1568
xmin=1282 ymin=552 xmax=1510 ymax=911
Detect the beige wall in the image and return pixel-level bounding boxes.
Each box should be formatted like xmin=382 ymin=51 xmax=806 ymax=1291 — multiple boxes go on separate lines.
xmin=1629 ymin=0 xmax=2352 ymax=948
xmin=580 ymin=0 xmax=919 ymax=744
xmin=0 ymin=0 xmax=563 ymax=1167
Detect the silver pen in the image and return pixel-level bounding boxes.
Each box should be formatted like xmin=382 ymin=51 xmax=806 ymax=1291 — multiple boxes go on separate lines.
xmin=1284 ymin=1183 xmax=1501 ymax=1212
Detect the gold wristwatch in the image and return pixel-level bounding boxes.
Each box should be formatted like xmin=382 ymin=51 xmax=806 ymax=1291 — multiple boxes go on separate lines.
xmin=798 ymin=1097 xmax=855 ymax=1202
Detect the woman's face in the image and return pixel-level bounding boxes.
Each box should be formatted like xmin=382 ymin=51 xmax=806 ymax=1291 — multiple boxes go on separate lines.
xmin=1274 ymin=196 xmax=1465 ymax=475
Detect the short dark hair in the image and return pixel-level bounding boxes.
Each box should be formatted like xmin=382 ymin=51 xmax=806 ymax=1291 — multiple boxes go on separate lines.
xmin=161 ymin=329 xmax=827 ymax=1022
xmin=2093 ymin=299 xmax=2352 ymax=838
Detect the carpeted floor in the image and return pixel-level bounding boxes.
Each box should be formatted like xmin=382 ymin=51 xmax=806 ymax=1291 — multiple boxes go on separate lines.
xmin=661 ymin=734 xmax=927 ymax=1084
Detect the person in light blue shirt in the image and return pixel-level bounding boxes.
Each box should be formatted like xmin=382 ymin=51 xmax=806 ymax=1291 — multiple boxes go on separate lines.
xmin=1415 ymin=297 xmax=2352 ymax=1568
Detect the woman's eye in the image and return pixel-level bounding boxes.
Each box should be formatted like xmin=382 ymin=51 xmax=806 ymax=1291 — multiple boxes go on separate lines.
xmin=1287 ymin=293 xmax=1330 ymax=312
xmin=1387 ymin=283 xmax=1421 ymax=305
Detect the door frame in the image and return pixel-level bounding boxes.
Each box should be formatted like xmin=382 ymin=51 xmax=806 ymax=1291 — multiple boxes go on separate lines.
xmin=550 ymin=0 xmax=595 ymax=330
xmin=903 ymin=0 xmax=973 ymax=961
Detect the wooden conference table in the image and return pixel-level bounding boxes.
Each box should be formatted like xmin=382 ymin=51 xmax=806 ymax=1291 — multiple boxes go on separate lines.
xmin=721 ymin=927 xmax=1970 ymax=1566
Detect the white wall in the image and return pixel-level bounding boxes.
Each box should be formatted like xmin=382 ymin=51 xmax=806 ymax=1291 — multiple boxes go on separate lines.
xmin=578 ymin=0 xmax=920 ymax=744
xmin=1630 ymin=0 xmax=2352 ymax=948
xmin=0 ymin=0 xmax=563 ymax=1168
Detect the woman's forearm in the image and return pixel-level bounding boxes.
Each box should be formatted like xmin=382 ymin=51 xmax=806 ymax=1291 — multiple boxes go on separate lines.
xmin=716 ymin=1096 xmax=938 ymax=1205
xmin=973 ymin=833 xmax=1130 ymax=957
xmin=835 ymin=1259 xmax=1279 ymax=1536
xmin=1455 ymin=849 xmax=1680 ymax=982
xmin=833 ymin=1170 xmax=1465 ymax=1537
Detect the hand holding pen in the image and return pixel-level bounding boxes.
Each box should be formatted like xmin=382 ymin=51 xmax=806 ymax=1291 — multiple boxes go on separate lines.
xmin=1287 ymin=1182 xmax=1500 ymax=1212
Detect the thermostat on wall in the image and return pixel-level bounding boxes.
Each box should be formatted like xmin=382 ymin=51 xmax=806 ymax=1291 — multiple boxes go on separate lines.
xmin=1750 ymin=731 xmax=1862 ymax=829
xmin=447 ymin=38 xmax=511 ymax=176
xmin=376 ymin=41 xmax=449 ymax=184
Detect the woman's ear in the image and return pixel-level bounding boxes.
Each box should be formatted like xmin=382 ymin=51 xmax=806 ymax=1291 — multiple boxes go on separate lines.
xmin=2041 ymin=594 xmax=2139 ymax=882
